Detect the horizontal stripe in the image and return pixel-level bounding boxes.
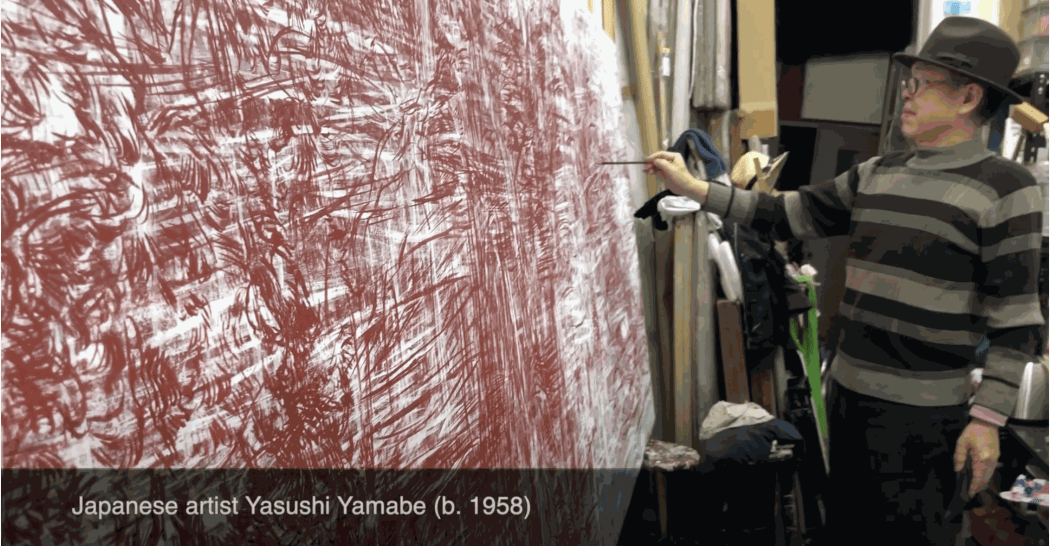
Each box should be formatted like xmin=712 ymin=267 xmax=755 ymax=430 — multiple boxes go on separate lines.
xmin=875 ymin=151 xmax=911 ymax=169
xmin=830 ymin=354 xmax=973 ymax=407
xmin=969 ymin=404 xmax=1009 ymax=427
xmin=784 ymin=192 xmax=818 ymax=239
xmin=858 ymin=171 xmax=995 ymax=220
xmin=702 ymin=182 xmax=734 ymax=218
xmin=980 ymin=252 xmax=1040 ymax=297
xmin=907 ymin=139 xmax=997 ymax=170
xmin=752 ymin=192 xmax=797 ymax=241
xmin=836 ymin=347 xmax=973 ymax=379
xmin=982 ymin=346 xmax=1029 ymax=387
xmin=703 ymin=182 xmax=758 ymax=224
xmin=730 ymin=186 xmax=759 ymax=222
xmin=987 ymin=325 xmax=1044 ymax=350
xmin=844 ymin=264 xmax=973 ymax=315
xmin=840 ymin=320 xmax=977 ymax=371
xmin=834 ymin=165 xmax=857 ymax=208
xmin=982 ymin=213 xmax=1041 ymax=247
xmin=875 ymin=166 xmax=1002 ymax=203
xmin=979 ymin=296 xmax=1044 ymax=329
xmin=980 ymin=374 xmax=1020 ymax=390
xmin=797 ymin=170 xmax=859 ymax=237
xmin=853 ymin=209 xmax=980 ymax=254
xmin=846 ymin=258 xmax=975 ymax=292
xmin=981 ymin=232 xmax=1043 ymax=262
xmin=855 ymin=193 xmax=980 ymax=246
xmin=963 ymin=157 xmax=1041 ymax=198
xmin=849 ymin=232 xmax=979 ymax=283
xmin=986 ymin=185 xmax=1046 ymax=226
xmin=840 ymin=300 xmax=984 ymax=346
xmin=843 ymin=289 xmax=978 ymax=333
xmin=972 ymin=379 xmax=1020 ymax=418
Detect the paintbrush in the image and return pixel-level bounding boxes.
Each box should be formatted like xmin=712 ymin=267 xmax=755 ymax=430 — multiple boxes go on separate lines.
xmin=599 ymin=161 xmax=649 ymax=165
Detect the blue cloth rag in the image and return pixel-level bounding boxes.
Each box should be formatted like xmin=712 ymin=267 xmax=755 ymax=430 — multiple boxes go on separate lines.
xmin=670 ymin=128 xmax=728 ymax=179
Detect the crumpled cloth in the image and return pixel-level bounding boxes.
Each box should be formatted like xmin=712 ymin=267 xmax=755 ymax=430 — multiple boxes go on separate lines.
xmin=698 ymin=401 xmax=775 ymax=440
xmin=634 ymin=189 xmax=676 ymax=230
xmin=643 ymin=438 xmax=701 ymax=472
xmin=657 ymin=195 xmax=702 ymax=218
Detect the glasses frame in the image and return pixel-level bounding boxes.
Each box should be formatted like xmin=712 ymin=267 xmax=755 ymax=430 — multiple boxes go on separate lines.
xmin=900 ymin=74 xmax=952 ymax=96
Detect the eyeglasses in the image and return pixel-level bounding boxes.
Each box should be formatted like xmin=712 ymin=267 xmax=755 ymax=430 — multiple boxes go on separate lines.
xmin=900 ymin=75 xmax=951 ymax=96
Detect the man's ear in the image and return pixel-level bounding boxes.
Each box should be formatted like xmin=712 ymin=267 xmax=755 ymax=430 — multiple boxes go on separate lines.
xmin=958 ymin=83 xmax=984 ymax=116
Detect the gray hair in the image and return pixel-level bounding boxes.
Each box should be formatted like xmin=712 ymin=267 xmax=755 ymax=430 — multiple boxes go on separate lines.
xmin=942 ymin=70 xmax=994 ymax=126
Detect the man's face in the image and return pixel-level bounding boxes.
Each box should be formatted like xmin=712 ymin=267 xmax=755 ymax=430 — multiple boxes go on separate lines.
xmin=899 ymin=64 xmax=972 ymax=143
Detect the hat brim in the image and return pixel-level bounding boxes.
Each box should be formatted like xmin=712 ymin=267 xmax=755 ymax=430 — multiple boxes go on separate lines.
xmin=892 ymin=52 xmax=1026 ymax=105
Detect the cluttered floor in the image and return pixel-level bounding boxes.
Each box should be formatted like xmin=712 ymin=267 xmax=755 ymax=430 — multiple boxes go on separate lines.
xmin=614 ymin=424 xmax=1049 ymax=546
xmin=614 ymin=473 xmax=1036 ymax=546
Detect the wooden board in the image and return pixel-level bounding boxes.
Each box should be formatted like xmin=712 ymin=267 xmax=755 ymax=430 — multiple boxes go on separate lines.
xmin=735 ymin=0 xmax=778 ymax=137
xmin=750 ymin=362 xmax=777 ymax=416
xmin=692 ymin=211 xmax=719 ymax=430
xmin=655 ymin=228 xmax=677 ymax=440
xmin=603 ymin=0 xmax=616 ymax=41
xmin=626 ymin=0 xmax=663 ymax=197
xmin=672 ymin=217 xmax=696 ymax=446
xmin=716 ymin=300 xmax=750 ymax=403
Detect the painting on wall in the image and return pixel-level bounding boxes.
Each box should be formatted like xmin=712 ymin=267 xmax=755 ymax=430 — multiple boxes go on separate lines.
xmin=2 ymin=0 xmax=651 ymax=491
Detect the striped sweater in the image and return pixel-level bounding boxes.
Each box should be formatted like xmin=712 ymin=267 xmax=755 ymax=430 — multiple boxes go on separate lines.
xmin=702 ymin=138 xmax=1045 ymax=426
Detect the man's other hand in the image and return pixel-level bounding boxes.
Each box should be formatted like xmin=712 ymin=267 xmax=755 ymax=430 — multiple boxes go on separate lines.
xmin=953 ymin=420 xmax=1000 ymax=498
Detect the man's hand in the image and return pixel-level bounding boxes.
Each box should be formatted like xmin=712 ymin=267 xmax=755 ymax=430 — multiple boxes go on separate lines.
xmin=644 ymin=151 xmax=706 ymax=198
xmin=953 ymin=420 xmax=1000 ymax=498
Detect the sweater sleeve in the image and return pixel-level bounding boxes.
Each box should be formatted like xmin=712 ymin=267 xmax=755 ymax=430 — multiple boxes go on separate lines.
xmin=971 ymin=182 xmax=1046 ymax=427
xmin=702 ymin=156 xmax=877 ymax=240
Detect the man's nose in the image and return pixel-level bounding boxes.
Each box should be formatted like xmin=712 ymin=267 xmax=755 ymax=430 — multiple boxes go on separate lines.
xmin=900 ymin=82 xmax=914 ymax=99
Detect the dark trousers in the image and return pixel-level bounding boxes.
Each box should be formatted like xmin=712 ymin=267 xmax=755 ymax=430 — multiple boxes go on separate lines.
xmin=824 ymin=380 xmax=968 ymax=546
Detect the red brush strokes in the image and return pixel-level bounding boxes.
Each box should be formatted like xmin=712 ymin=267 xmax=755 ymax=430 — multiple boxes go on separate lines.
xmin=1 ymin=0 xmax=650 ymax=469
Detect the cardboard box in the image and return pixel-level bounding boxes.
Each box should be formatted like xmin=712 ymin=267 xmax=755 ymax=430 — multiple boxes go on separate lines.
xmin=1012 ymin=101 xmax=1050 ymax=132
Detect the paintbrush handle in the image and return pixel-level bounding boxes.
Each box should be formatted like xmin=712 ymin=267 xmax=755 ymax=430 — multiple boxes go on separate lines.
xmin=600 ymin=161 xmax=648 ymax=165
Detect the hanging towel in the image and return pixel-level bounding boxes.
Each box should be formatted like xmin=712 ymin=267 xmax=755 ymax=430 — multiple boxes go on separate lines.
xmin=670 ymin=128 xmax=728 ymax=179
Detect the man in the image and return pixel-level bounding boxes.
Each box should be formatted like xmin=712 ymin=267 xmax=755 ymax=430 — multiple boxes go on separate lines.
xmin=645 ymin=17 xmax=1044 ymax=544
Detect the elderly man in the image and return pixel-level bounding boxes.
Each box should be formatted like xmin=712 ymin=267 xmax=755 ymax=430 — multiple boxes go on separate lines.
xmin=645 ymin=17 xmax=1044 ymax=544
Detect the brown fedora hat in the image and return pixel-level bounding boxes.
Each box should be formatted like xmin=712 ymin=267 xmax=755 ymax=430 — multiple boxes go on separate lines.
xmin=893 ymin=16 xmax=1025 ymax=106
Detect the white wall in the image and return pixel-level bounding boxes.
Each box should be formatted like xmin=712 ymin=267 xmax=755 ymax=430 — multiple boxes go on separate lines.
xmin=916 ymin=0 xmax=1002 ymax=49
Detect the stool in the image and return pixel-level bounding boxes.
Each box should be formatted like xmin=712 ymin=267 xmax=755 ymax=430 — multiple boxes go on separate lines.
xmin=643 ymin=438 xmax=700 ymax=539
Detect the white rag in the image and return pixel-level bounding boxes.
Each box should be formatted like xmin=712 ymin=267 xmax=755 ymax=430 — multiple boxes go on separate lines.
xmin=698 ymin=401 xmax=775 ymax=440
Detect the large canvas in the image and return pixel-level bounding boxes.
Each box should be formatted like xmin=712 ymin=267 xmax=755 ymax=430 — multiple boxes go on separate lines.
xmin=4 ymin=1 xmax=653 ymax=542
xmin=2 ymin=0 xmax=652 ymax=476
